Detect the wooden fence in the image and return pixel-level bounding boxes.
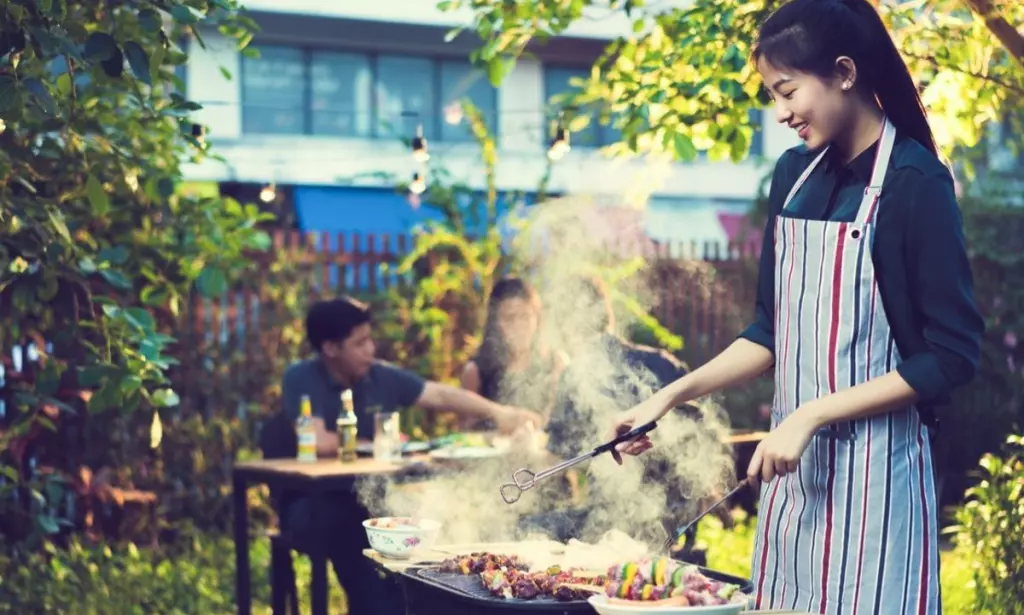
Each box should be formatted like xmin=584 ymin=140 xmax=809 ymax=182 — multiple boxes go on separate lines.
xmin=168 ymin=229 xmax=765 ymax=421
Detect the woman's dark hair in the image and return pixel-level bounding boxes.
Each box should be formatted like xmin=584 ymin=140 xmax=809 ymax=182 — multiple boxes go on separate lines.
xmin=753 ymin=0 xmax=936 ymax=155
xmin=475 ymin=277 xmax=542 ymax=398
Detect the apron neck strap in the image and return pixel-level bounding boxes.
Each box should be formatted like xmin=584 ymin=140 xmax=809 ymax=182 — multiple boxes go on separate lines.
xmin=853 ymin=117 xmax=896 ymax=226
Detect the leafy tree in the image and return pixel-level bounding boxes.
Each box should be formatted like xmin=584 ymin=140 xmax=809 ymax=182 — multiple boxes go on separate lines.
xmin=442 ymin=0 xmax=1023 ymax=164
xmin=0 ymin=0 xmax=263 ymax=549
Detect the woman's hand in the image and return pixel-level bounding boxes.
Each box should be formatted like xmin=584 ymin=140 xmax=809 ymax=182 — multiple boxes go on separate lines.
xmin=747 ymin=406 xmax=822 ymax=482
xmin=603 ymin=396 xmax=671 ymax=464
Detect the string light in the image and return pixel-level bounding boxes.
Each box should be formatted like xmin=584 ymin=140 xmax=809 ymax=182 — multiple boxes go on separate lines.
xmin=547 ymin=119 xmax=570 ymax=161
xmin=191 ymin=123 xmax=206 ymax=145
xmin=444 ymin=102 xmax=464 ymax=125
xmin=259 ymin=183 xmax=277 ymax=203
xmin=0 ymin=119 xmax=6 ymax=135
xmin=411 ymin=123 xmax=430 ymax=162
xmin=409 ymin=172 xmax=426 ymax=195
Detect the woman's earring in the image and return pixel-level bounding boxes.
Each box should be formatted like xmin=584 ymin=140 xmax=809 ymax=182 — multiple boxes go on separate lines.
xmin=842 ymin=82 xmax=852 ymax=90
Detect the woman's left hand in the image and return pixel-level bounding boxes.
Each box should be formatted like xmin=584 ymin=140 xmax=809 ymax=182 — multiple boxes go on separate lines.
xmin=747 ymin=405 xmax=823 ymax=483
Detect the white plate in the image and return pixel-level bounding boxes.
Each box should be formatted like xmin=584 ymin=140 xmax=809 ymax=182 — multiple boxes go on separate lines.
xmin=428 ymin=446 xmax=505 ymax=460
xmin=587 ymin=595 xmax=746 ymax=615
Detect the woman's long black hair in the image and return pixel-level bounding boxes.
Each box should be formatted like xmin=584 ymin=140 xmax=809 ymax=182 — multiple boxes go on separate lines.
xmin=475 ymin=277 xmax=543 ymax=398
xmin=753 ymin=0 xmax=937 ymax=155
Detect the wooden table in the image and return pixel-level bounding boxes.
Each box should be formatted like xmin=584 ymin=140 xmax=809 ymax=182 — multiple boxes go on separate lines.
xmin=232 ymin=456 xmax=430 ymax=615
xmin=362 ymin=542 xmax=811 ymax=614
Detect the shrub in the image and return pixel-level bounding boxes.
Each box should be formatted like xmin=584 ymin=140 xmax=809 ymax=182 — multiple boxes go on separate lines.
xmin=954 ymin=434 xmax=1024 ymax=615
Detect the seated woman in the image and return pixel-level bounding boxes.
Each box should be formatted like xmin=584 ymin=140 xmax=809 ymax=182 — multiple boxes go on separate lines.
xmin=460 ymin=277 xmax=566 ymax=428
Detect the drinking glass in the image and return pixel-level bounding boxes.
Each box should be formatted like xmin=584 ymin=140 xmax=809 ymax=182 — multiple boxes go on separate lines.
xmin=373 ymin=411 xmax=402 ymax=462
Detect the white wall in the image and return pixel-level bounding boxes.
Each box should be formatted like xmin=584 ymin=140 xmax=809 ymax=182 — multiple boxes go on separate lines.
xmin=239 ymin=0 xmax=690 ymax=40
xmin=182 ymin=31 xmax=800 ymax=199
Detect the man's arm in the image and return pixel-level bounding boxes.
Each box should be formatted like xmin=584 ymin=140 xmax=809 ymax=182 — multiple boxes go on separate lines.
xmin=416 ymin=381 xmax=542 ymax=434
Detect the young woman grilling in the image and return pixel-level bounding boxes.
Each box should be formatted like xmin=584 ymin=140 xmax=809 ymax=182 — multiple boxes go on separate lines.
xmin=603 ymin=0 xmax=983 ymax=613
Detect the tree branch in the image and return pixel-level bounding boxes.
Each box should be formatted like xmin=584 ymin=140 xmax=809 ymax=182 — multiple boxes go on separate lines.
xmin=961 ymin=0 xmax=1024 ymax=66
xmin=904 ymin=50 xmax=1024 ymax=95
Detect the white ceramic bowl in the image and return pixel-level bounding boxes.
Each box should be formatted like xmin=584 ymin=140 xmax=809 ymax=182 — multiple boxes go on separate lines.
xmin=362 ymin=517 xmax=441 ymax=560
xmin=587 ymin=594 xmax=746 ymax=615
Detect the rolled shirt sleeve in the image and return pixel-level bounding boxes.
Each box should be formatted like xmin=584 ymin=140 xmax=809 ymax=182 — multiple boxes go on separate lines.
xmin=895 ymin=174 xmax=984 ymax=403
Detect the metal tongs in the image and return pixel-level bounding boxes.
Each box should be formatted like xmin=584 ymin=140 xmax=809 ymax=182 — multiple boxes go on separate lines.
xmin=499 ymin=420 xmax=658 ymax=504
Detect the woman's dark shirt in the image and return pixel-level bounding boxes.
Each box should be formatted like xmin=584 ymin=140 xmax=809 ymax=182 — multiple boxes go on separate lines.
xmin=738 ymin=134 xmax=984 ymax=416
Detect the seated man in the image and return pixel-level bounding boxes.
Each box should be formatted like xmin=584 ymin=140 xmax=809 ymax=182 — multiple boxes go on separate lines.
xmin=271 ymin=296 xmax=542 ymax=615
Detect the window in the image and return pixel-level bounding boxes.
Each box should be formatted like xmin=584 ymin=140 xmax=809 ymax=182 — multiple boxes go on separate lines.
xmin=543 ymin=65 xmax=620 ymax=148
xmin=242 ymin=46 xmax=305 ymax=134
xmin=310 ymin=51 xmax=372 ymax=137
xmin=240 ymin=46 xmax=498 ymax=141
xmin=440 ymin=61 xmax=498 ymax=142
xmin=376 ymin=55 xmax=435 ymax=140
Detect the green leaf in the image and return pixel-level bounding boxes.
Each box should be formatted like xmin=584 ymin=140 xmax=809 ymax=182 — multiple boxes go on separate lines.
xmin=87 ymin=380 xmax=123 ymax=413
xmin=47 ymin=211 xmax=71 ymax=242
xmin=98 ymin=246 xmax=129 ymax=265
xmin=124 ymin=307 xmax=155 ymax=331
xmin=672 ymin=133 xmax=697 ymax=161
xmin=119 ymin=375 xmax=143 ymax=395
xmin=486 ymin=57 xmax=515 ymax=87
xmin=123 ymin=41 xmax=151 ymax=85
xmin=101 ymin=48 xmax=125 ymax=78
xmin=138 ymin=9 xmax=162 ymax=32
xmin=171 ymin=5 xmax=200 ymax=24
xmin=0 ymin=74 xmax=17 ymax=113
xmin=196 ymin=266 xmax=227 ymax=297
xmin=156 ymin=177 xmax=175 ymax=198
xmin=85 ymin=174 xmax=111 ymax=215
xmin=78 ymin=257 xmax=96 ymax=273
xmin=39 ymin=0 xmax=53 ymax=12
xmin=99 ymin=269 xmax=132 ymax=290
xmin=152 ymin=388 xmax=180 ymax=408
xmin=23 ymin=78 xmax=57 ymax=116
xmin=83 ymin=32 xmax=117 ymax=62
xmin=78 ymin=366 xmax=107 ymax=387
xmin=38 ymin=515 xmax=60 ymax=534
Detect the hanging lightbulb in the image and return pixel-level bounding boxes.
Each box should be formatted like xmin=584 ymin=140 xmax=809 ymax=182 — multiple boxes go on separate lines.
xmin=190 ymin=123 xmax=206 ymax=146
xmin=259 ymin=183 xmax=277 ymax=203
xmin=411 ymin=124 xmax=429 ymax=162
xmin=409 ymin=172 xmax=426 ymax=195
xmin=547 ymin=125 xmax=570 ymax=161
xmin=0 ymin=119 xmax=6 ymax=136
xmin=444 ymin=102 xmax=463 ymax=126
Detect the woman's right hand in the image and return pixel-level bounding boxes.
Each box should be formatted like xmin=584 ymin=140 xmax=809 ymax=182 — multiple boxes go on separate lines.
xmin=604 ymin=396 xmax=671 ymax=465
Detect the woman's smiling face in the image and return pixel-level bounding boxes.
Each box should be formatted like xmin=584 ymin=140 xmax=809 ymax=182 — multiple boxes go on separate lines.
xmin=758 ymin=56 xmax=854 ymax=151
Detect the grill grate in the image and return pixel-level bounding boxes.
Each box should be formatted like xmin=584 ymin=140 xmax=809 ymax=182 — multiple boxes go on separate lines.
xmin=404 ymin=567 xmax=595 ymax=612
xmin=400 ymin=564 xmax=753 ymax=614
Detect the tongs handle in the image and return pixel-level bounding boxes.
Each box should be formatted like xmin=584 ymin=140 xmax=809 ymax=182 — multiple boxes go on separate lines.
xmin=592 ymin=420 xmax=658 ymax=456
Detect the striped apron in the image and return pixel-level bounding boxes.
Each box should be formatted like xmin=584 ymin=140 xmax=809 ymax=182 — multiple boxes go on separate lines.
xmin=750 ymin=119 xmax=941 ymax=615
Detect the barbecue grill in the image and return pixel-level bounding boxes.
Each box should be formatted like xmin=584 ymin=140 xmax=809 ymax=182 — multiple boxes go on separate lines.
xmin=397 ymin=563 xmax=752 ymax=615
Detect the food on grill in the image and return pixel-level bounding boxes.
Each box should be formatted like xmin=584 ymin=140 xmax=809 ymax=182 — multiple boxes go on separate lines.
xmin=437 ymin=554 xmax=606 ymax=601
xmin=438 ymin=552 xmax=529 ymax=575
xmin=604 ymin=557 xmax=748 ymax=606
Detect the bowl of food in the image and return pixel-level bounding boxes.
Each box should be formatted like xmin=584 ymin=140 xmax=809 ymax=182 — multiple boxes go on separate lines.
xmin=587 ymin=558 xmax=749 ymax=615
xmin=362 ymin=517 xmax=441 ymax=560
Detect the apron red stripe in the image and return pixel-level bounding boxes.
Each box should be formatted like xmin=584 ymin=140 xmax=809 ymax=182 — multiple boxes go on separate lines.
xmin=821 ymin=223 xmax=847 ymax=611
xmin=826 ymin=223 xmax=848 ymax=394
xmin=755 ymin=479 xmax=783 ymax=608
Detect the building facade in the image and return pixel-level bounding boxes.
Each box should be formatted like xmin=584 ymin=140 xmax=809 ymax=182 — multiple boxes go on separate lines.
xmin=181 ymin=0 xmax=803 ymax=244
